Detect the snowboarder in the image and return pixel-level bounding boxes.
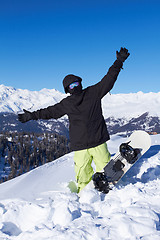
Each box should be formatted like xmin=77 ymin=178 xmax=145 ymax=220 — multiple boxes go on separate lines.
xmin=18 ymin=47 xmax=130 ymax=193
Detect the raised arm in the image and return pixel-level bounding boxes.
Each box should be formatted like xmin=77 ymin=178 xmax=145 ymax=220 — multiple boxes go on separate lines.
xmin=92 ymin=47 xmax=130 ymax=99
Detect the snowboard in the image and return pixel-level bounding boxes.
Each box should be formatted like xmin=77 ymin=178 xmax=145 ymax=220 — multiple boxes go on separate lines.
xmin=92 ymin=130 xmax=151 ymax=194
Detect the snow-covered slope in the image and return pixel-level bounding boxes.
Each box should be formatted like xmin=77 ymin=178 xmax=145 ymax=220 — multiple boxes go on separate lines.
xmin=0 ymin=134 xmax=160 ymax=239
xmin=0 ymin=84 xmax=160 ymax=119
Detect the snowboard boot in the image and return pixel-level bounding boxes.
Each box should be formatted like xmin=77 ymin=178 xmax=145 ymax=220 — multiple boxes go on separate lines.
xmin=92 ymin=172 xmax=110 ymax=194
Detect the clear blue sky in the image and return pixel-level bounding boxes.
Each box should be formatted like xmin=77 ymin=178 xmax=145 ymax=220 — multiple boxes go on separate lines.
xmin=0 ymin=0 xmax=159 ymax=94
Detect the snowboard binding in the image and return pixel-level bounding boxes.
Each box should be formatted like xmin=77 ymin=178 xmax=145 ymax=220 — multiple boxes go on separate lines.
xmin=92 ymin=172 xmax=110 ymax=194
xmin=112 ymin=159 xmax=125 ymax=172
xmin=120 ymin=142 xmax=140 ymax=164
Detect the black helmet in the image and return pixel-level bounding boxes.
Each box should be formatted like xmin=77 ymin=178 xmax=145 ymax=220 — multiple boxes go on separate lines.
xmin=63 ymin=74 xmax=82 ymax=93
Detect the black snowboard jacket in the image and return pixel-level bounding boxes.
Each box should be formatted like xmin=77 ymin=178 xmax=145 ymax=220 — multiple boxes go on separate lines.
xmin=31 ymin=59 xmax=123 ymax=151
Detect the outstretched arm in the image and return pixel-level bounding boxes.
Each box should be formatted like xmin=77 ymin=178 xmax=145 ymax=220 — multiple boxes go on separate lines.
xmin=93 ymin=47 xmax=130 ymax=99
xmin=18 ymin=100 xmax=66 ymax=123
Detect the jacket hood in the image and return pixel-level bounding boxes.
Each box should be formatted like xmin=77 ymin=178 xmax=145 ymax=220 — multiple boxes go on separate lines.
xmin=63 ymin=74 xmax=82 ymax=93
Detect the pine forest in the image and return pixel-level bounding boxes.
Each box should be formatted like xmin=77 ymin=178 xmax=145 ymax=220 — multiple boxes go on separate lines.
xmin=0 ymin=132 xmax=70 ymax=183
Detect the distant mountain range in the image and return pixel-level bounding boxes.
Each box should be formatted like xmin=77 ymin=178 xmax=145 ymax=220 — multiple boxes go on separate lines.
xmin=0 ymin=84 xmax=160 ymax=137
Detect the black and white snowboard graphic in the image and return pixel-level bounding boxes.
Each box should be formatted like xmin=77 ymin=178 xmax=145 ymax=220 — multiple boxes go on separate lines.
xmin=92 ymin=130 xmax=151 ymax=194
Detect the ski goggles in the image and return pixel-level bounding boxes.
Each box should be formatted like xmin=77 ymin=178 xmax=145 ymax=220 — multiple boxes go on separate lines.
xmin=68 ymin=81 xmax=80 ymax=90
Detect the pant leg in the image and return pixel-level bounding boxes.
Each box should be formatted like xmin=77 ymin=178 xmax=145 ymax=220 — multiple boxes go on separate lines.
xmin=89 ymin=142 xmax=111 ymax=172
xmin=74 ymin=149 xmax=94 ymax=193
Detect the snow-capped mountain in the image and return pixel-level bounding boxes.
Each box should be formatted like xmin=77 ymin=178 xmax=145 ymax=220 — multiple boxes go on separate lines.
xmin=0 ymin=84 xmax=66 ymax=113
xmin=1 ymin=84 xmax=160 ymax=118
xmin=0 ymin=84 xmax=160 ymax=136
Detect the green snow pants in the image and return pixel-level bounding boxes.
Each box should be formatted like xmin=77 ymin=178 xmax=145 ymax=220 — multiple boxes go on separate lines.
xmin=74 ymin=142 xmax=111 ymax=193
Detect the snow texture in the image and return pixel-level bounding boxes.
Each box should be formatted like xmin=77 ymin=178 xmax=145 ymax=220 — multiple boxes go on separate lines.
xmin=0 ymin=134 xmax=160 ymax=240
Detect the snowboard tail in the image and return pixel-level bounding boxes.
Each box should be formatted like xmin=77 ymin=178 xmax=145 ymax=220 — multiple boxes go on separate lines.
xmin=92 ymin=131 xmax=151 ymax=193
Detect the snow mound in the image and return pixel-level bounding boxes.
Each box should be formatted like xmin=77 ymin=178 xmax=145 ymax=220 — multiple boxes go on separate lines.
xmin=0 ymin=134 xmax=160 ymax=239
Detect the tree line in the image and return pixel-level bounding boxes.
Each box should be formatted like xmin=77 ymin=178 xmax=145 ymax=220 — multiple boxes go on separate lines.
xmin=0 ymin=132 xmax=70 ymax=183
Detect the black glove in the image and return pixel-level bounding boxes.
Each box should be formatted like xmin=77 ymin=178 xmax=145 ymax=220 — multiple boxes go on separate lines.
xmin=18 ymin=109 xmax=33 ymax=123
xmin=116 ymin=47 xmax=130 ymax=62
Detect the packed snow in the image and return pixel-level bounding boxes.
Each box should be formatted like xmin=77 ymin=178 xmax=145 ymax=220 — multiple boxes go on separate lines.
xmin=0 ymin=133 xmax=160 ymax=240
xmin=0 ymin=84 xmax=160 ymax=119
